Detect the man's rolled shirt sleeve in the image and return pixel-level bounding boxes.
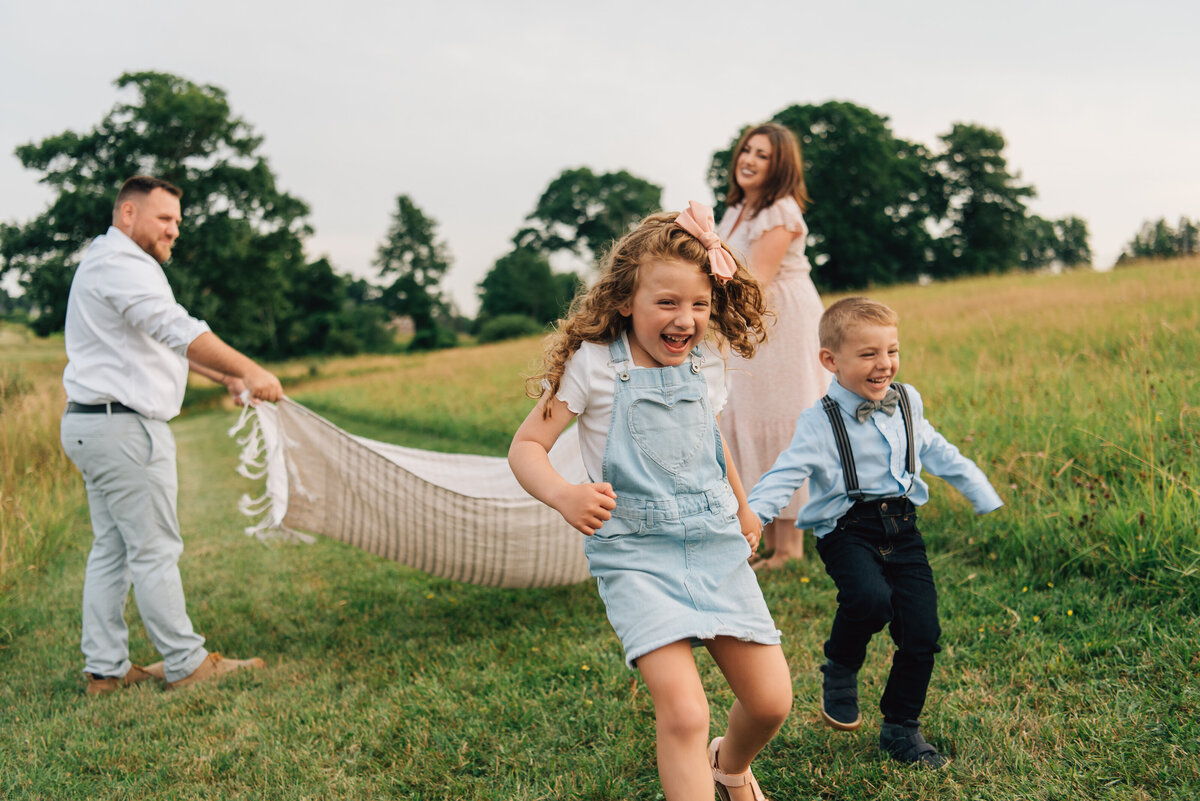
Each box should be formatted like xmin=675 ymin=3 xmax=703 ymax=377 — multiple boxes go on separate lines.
xmin=102 ymin=251 xmax=210 ymax=355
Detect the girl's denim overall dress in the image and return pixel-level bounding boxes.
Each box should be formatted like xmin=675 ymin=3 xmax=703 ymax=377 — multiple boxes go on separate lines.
xmin=583 ymin=335 xmax=780 ymax=668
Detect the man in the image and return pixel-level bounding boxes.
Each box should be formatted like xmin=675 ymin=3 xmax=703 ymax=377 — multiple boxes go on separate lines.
xmin=60 ymin=175 xmax=283 ymax=695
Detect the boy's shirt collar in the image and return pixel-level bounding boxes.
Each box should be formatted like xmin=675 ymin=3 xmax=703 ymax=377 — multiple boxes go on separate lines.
xmin=827 ymin=377 xmax=868 ymax=409
xmin=826 ymin=377 xmax=902 ymax=420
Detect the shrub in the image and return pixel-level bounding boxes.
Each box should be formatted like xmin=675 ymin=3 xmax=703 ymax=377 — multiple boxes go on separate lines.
xmin=475 ymin=314 xmax=544 ymax=344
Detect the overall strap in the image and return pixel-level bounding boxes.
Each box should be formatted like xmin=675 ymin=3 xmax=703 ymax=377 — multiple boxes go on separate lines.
xmin=821 ymin=395 xmax=865 ymax=501
xmin=608 ymin=335 xmax=632 ymax=381
xmin=607 ymin=335 xmax=706 ymax=378
xmin=894 ymin=383 xmax=916 ymax=475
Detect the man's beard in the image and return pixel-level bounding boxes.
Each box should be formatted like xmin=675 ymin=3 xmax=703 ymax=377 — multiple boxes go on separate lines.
xmin=135 ymin=232 xmax=172 ymax=264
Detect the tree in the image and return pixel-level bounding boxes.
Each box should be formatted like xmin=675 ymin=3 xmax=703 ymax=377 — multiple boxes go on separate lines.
xmin=513 ymin=167 xmax=662 ymax=265
xmin=708 ymin=102 xmax=946 ymax=290
xmin=1118 ymin=216 xmax=1199 ymax=263
xmin=1119 ymin=218 xmax=1178 ymax=262
xmin=279 ymin=258 xmax=391 ymax=355
xmin=1179 ymin=217 xmax=1200 ymax=256
xmin=1020 ymin=214 xmax=1093 ymax=271
xmin=0 ymin=71 xmax=319 ymax=353
xmin=1053 ymin=216 xmax=1092 ymax=267
xmin=375 ymin=194 xmax=453 ymax=351
xmin=477 ymin=246 xmax=578 ymax=326
xmin=936 ymin=123 xmax=1035 ymax=275
xmin=1019 ymin=215 xmax=1059 ymax=270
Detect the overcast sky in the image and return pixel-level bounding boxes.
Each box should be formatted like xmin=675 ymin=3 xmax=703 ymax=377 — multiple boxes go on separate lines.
xmin=2 ymin=1 xmax=1196 ymax=315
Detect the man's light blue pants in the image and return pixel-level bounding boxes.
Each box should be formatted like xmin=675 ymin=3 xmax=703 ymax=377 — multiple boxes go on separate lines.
xmin=61 ymin=412 xmax=208 ymax=683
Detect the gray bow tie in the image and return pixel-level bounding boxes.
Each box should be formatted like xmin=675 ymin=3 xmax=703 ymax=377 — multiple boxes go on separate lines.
xmin=855 ymin=387 xmax=899 ymax=423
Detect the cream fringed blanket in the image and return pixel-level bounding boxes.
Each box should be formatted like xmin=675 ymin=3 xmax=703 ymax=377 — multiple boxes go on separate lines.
xmin=229 ymin=398 xmax=592 ymax=588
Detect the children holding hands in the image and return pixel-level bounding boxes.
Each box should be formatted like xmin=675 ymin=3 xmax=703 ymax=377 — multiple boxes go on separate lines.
xmin=510 ymin=203 xmax=790 ymax=800
xmin=748 ymin=296 xmax=1003 ymax=768
xmin=510 ymin=199 xmax=1002 ymax=790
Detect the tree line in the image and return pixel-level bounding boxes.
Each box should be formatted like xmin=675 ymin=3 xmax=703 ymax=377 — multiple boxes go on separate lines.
xmin=0 ymin=71 xmax=1177 ymax=360
xmin=1116 ymin=216 xmax=1199 ymax=263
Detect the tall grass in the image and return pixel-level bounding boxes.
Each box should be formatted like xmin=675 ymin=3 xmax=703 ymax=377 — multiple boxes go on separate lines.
xmin=882 ymin=259 xmax=1200 ymax=595
xmin=0 ymin=328 xmax=82 ymax=614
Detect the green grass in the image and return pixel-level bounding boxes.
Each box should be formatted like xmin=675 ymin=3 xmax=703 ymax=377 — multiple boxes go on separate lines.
xmin=0 ymin=327 xmax=82 ymax=612
xmin=285 ymin=337 xmax=544 ymax=454
xmin=1 ymin=261 xmax=1198 ymax=799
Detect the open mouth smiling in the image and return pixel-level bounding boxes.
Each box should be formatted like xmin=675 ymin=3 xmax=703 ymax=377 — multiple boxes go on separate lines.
xmin=662 ymin=333 xmax=691 ymax=351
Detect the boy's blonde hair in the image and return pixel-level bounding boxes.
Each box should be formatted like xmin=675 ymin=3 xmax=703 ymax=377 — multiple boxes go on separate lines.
xmin=531 ymin=211 xmax=770 ymax=412
xmin=819 ymin=296 xmax=900 ymax=351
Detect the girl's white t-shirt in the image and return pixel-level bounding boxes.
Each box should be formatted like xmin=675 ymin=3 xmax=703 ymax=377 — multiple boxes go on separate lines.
xmin=555 ymin=333 xmax=729 ymax=482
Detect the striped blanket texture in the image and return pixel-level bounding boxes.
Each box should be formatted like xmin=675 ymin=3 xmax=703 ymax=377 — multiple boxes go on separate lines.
xmin=230 ymin=398 xmax=592 ymax=588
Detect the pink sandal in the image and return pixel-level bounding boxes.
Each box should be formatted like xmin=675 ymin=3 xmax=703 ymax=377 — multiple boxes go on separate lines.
xmin=709 ymin=737 xmax=766 ymax=801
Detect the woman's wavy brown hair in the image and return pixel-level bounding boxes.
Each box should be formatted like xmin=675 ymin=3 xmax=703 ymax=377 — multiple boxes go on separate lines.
xmin=530 ymin=211 xmax=771 ymax=415
xmin=724 ymin=122 xmax=810 ymax=216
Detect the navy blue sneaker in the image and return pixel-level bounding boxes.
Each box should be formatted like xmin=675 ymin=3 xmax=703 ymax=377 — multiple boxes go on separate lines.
xmin=819 ymin=659 xmax=862 ymax=731
xmin=879 ymin=720 xmax=950 ymax=769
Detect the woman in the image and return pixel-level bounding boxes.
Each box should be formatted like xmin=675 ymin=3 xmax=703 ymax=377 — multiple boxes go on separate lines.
xmin=718 ymin=122 xmax=830 ymax=570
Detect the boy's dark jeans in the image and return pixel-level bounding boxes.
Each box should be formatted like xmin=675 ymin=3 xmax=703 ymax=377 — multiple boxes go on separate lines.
xmin=815 ymin=498 xmax=941 ymax=724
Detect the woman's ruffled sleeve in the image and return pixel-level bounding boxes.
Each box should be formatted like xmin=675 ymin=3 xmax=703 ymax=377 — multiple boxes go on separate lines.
xmin=747 ymin=196 xmax=807 ymax=243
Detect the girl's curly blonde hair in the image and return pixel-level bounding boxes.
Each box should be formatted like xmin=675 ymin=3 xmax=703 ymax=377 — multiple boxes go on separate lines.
xmin=529 ymin=211 xmax=771 ymax=415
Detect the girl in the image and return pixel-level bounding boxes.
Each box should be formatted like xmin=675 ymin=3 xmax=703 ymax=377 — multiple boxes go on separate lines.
xmin=718 ymin=122 xmax=830 ymax=571
xmin=509 ymin=203 xmax=792 ymax=800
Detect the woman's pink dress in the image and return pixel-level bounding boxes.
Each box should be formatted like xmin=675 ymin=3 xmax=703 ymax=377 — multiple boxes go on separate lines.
xmin=719 ymin=196 xmax=830 ymax=520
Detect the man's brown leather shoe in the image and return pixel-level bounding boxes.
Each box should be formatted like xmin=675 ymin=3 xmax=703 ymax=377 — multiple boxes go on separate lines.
xmin=86 ymin=663 xmax=165 ymax=696
xmin=166 ymin=653 xmax=266 ymax=690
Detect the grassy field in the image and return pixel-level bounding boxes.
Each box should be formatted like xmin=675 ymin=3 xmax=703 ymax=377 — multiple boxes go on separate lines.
xmin=0 ymin=259 xmax=1197 ymax=800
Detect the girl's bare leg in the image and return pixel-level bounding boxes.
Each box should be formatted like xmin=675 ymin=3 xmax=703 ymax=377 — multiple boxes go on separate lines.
xmin=705 ymin=638 xmax=793 ymax=799
xmin=637 ymin=641 xmax=714 ymax=800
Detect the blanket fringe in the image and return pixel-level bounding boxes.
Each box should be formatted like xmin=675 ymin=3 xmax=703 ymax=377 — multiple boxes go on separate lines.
xmin=229 ymin=400 xmax=306 ymax=542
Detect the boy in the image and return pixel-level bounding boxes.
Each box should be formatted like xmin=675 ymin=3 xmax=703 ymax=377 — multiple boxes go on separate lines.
xmin=747 ymin=297 xmax=1002 ymax=768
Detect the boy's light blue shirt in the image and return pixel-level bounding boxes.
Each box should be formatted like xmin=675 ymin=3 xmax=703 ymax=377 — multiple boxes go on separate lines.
xmin=747 ymin=378 xmax=1003 ymax=537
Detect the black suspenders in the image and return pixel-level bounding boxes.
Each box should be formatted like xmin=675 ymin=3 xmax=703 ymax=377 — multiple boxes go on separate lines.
xmin=894 ymin=384 xmax=916 ymax=475
xmin=820 ymin=384 xmax=915 ymax=501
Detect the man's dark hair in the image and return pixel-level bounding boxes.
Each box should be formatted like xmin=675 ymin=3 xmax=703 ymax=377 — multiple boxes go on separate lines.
xmin=115 ymin=175 xmax=183 ymax=208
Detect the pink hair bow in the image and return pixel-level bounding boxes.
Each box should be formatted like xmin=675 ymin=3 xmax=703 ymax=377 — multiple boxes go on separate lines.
xmin=675 ymin=200 xmax=736 ymax=284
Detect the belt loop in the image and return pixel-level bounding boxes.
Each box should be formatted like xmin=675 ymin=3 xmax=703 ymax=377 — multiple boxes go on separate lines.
xmin=105 ymin=402 xmax=112 ymax=417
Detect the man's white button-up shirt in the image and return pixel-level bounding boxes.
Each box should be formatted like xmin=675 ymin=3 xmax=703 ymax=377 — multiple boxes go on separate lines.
xmin=63 ymin=226 xmax=210 ymax=421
